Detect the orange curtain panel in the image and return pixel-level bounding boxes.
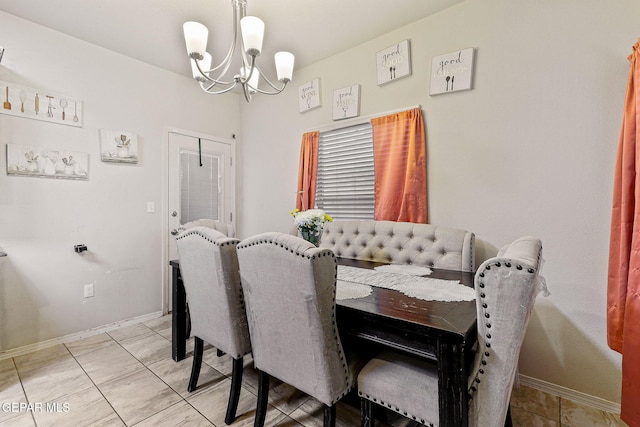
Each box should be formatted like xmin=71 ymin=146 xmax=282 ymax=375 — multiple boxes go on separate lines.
xmin=371 ymin=108 xmax=427 ymax=222
xmin=608 ymin=39 xmax=640 ymax=427
xmin=295 ymin=131 xmax=319 ymax=211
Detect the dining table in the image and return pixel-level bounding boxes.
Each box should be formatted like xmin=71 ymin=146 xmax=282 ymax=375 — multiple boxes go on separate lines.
xmin=169 ymin=257 xmax=477 ymax=427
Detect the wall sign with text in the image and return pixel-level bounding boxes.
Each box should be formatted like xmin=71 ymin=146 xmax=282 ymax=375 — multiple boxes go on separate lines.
xmin=298 ymin=78 xmax=321 ymax=113
xmin=429 ymin=47 xmax=475 ymax=95
xmin=376 ymin=40 xmax=411 ymax=86
xmin=332 ymin=84 xmax=360 ymax=120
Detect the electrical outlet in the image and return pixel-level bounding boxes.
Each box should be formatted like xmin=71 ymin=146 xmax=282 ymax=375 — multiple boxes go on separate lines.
xmin=146 ymin=202 xmax=155 ymax=213
xmin=84 ymin=284 xmax=94 ymax=298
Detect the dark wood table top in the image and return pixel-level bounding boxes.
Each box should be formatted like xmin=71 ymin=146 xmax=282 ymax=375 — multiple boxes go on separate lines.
xmin=336 ymin=258 xmax=477 ymax=345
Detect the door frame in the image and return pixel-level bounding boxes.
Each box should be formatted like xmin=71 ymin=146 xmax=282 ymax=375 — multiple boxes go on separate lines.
xmin=161 ymin=127 xmax=236 ymax=314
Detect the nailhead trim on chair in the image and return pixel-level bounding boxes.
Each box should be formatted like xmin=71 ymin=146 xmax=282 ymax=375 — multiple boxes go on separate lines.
xmin=358 ymin=391 xmax=436 ymax=427
xmin=237 ymin=238 xmax=335 ymax=260
xmin=236 ymin=236 xmax=354 ymax=405
xmin=467 ymin=257 xmax=539 ymax=398
xmin=176 ymin=228 xmax=240 ymax=247
xmin=330 ymin=253 xmax=353 ymax=405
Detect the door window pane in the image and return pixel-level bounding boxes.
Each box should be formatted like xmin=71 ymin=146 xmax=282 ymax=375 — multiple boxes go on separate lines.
xmin=180 ymin=151 xmax=220 ymax=223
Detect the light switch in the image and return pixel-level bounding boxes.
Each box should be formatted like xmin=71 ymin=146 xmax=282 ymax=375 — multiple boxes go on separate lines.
xmin=146 ymin=202 xmax=155 ymax=213
xmin=84 ymin=284 xmax=94 ymax=298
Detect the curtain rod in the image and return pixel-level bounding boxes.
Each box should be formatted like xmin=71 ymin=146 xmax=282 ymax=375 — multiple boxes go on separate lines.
xmin=307 ymin=104 xmax=422 ymax=134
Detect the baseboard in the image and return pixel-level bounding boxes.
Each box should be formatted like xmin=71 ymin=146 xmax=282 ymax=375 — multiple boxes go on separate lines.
xmin=519 ymin=374 xmax=621 ymax=414
xmin=0 ymin=311 xmax=164 ymax=360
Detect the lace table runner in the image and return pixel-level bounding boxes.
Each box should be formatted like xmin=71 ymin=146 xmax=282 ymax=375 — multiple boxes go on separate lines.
xmin=373 ymin=264 xmax=433 ymax=276
xmin=336 ymin=265 xmax=476 ymax=302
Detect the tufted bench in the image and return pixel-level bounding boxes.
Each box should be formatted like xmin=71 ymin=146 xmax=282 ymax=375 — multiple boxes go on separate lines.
xmin=319 ymin=220 xmax=475 ymax=272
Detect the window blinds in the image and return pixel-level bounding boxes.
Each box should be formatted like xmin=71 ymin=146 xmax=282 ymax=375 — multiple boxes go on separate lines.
xmin=315 ymin=122 xmax=375 ymax=219
xmin=180 ymin=151 xmax=220 ymax=223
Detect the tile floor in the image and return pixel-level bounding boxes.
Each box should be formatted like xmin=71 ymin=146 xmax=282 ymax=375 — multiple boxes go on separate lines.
xmin=510 ymin=384 xmax=626 ymax=427
xmin=0 ymin=315 xmax=626 ymax=427
xmin=0 ymin=315 xmax=393 ymax=427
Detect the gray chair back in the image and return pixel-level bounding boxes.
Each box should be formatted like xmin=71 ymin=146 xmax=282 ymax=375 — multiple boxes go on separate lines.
xmin=468 ymin=236 xmax=546 ymax=426
xmin=181 ymin=219 xmax=235 ymax=238
xmin=236 ymin=232 xmax=354 ymax=406
xmin=176 ymin=227 xmax=250 ymax=358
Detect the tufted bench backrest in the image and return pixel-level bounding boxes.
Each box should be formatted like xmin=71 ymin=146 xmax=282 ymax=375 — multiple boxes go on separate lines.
xmin=319 ymin=220 xmax=475 ymax=272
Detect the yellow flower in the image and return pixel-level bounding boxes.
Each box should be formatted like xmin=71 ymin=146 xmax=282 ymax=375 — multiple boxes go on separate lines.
xmin=324 ymin=214 xmax=333 ymax=222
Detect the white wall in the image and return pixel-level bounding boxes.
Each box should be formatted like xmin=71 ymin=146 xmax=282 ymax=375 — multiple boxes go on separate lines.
xmin=239 ymin=0 xmax=640 ymax=404
xmin=0 ymin=11 xmax=240 ymax=350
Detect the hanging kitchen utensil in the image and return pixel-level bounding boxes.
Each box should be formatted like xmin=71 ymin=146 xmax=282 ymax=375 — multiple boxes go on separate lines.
xmin=46 ymin=95 xmax=54 ymax=118
xmin=19 ymin=91 xmax=26 ymax=113
xmin=73 ymin=101 xmax=78 ymax=122
xmin=35 ymin=93 xmax=39 ymax=115
xmin=3 ymin=86 xmax=11 ymax=110
xmin=60 ymin=99 xmax=68 ymax=120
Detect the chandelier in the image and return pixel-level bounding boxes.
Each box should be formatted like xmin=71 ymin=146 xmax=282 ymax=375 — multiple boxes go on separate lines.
xmin=183 ymin=0 xmax=295 ymax=102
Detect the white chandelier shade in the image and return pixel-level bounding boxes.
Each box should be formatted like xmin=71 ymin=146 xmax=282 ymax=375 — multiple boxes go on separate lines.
xmin=240 ymin=16 xmax=264 ymax=55
xmin=183 ymin=21 xmax=209 ymax=59
xmin=182 ymin=0 xmax=294 ymax=102
xmin=275 ymin=51 xmax=295 ymax=81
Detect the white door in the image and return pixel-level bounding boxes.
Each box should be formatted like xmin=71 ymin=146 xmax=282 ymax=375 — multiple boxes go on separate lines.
xmin=165 ymin=130 xmax=235 ymax=311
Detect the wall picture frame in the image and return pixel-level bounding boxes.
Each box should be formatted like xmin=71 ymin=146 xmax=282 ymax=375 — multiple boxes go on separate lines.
xmin=332 ymin=84 xmax=360 ymax=121
xmin=6 ymin=144 xmax=89 ymax=180
xmin=429 ymin=47 xmax=475 ymax=95
xmin=298 ymin=78 xmax=321 ymax=113
xmin=376 ymin=40 xmax=412 ymax=86
xmin=100 ymin=129 xmax=138 ymax=163
xmin=0 ymin=80 xmax=83 ymax=127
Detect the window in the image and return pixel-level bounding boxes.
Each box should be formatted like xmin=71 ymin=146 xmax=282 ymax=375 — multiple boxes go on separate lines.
xmin=315 ymin=122 xmax=374 ymax=219
xmin=179 ymin=150 xmax=221 ymax=223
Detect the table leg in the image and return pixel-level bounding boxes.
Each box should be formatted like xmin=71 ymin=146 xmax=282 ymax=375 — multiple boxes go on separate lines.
xmin=172 ymin=265 xmax=187 ymax=362
xmin=437 ymin=340 xmax=469 ymax=427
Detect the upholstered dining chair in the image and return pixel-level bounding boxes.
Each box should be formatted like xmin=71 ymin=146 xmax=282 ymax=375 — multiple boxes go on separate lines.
xmin=357 ymin=236 xmax=547 ymax=427
xmin=236 ymin=232 xmax=361 ymax=427
xmin=176 ymin=227 xmax=251 ymax=425
xmin=179 ymin=219 xmax=235 ymax=342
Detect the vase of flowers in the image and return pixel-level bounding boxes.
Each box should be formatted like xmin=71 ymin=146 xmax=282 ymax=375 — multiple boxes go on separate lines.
xmin=290 ymin=208 xmax=333 ymax=246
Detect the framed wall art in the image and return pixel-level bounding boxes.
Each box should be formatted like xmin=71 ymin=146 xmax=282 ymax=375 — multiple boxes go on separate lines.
xmin=100 ymin=129 xmax=138 ymax=164
xmin=298 ymin=78 xmax=321 ymax=113
xmin=429 ymin=47 xmax=475 ymax=95
xmin=0 ymin=80 xmax=83 ymax=127
xmin=6 ymin=144 xmax=89 ymax=180
xmin=376 ymin=40 xmax=412 ymax=86
xmin=332 ymin=84 xmax=360 ymax=121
